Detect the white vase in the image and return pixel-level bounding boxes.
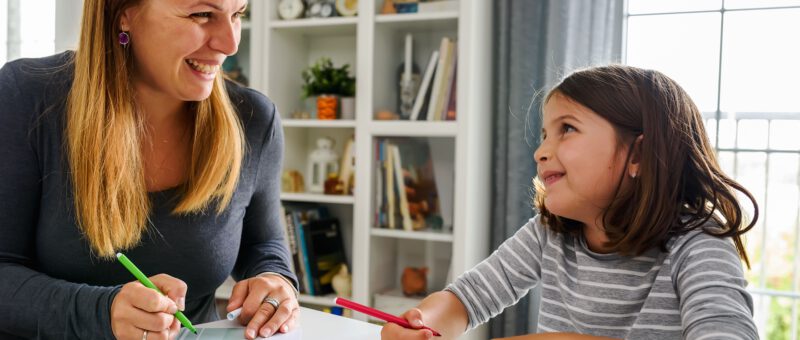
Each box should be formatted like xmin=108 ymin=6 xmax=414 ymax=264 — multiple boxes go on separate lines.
xmin=340 ymin=96 xmax=355 ymax=120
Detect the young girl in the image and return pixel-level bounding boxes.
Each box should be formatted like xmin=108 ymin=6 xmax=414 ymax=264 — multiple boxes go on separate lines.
xmin=381 ymin=65 xmax=759 ymax=340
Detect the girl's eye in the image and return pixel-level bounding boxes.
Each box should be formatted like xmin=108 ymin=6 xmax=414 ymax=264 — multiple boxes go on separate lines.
xmin=233 ymin=10 xmax=246 ymax=19
xmin=562 ymin=123 xmax=576 ymax=134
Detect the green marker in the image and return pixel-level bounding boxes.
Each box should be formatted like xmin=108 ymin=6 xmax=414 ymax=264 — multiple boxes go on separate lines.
xmin=116 ymin=253 xmax=197 ymax=334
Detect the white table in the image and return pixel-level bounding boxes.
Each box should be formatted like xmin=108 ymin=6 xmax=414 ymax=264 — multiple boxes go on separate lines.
xmin=182 ymin=307 xmax=381 ymax=340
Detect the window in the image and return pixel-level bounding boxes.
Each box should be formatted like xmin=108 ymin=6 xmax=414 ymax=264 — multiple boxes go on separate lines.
xmin=0 ymin=0 xmax=56 ymax=67
xmin=625 ymin=1 xmax=800 ymax=338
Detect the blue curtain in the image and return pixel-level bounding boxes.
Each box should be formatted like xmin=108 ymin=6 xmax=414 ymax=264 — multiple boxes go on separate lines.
xmin=489 ymin=0 xmax=624 ymax=337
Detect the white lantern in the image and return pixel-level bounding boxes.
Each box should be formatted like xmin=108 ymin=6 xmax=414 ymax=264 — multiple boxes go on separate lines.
xmin=307 ymin=137 xmax=339 ymax=193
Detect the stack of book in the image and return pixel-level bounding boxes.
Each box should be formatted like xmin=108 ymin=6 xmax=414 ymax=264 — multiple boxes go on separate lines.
xmin=409 ymin=36 xmax=458 ymax=121
xmin=374 ymin=138 xmax=443 ymax=231
xmin=280 ymin=204 xmax=348 ymax=296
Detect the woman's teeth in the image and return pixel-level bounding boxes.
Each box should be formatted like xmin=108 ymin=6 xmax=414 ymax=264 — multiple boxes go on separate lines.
xmin=186 ymin=59 xmax=218 ymax=74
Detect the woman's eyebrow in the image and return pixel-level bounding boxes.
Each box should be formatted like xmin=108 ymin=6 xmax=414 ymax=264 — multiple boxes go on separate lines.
xmin=192 ymin=1 xmax=247 ymax=12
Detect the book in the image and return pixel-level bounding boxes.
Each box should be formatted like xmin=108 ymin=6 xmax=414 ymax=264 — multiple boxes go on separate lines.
xmin=301 ymin=218 xmax=347 ymax=296
xmin=410 ymin=50 xmax=439 ymax=121
xmin=445 ymin=60 xmax=457 ymax=120
xmin=427 ymin=37 xmax=452 ymax=121
xmin=284 ymin=204 xmax=332 ymax=295
xmin=385 ymin=141 xmax=396 ymax=229
xmin=391 ymin=144 xmax=414 ymax=231
xmin=440 ymin=47 xmax=457 ymax=120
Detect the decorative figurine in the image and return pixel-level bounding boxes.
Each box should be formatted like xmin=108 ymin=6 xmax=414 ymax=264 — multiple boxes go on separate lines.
xmin=397 ymin=34 xmax=420 ymax=119
xmin=401 ymin=266 xmax=428 ymax=296
xmin=331 ymin=264 xmax=352 ymax=298
xmin=307 ymin=137 xmax=339 ymax=193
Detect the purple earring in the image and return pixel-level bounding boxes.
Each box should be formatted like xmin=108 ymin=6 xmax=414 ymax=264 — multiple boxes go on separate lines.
xmin=118 ymin=31 xmax=130 ymax=46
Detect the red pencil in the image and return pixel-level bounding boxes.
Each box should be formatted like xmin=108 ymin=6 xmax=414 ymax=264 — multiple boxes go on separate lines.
xmin=334 ymin=297 xmax=442 ymax=337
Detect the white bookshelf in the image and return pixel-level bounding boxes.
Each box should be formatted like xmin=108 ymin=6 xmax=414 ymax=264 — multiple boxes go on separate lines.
xmin=229 ymin=1 xmax=492 ymax=338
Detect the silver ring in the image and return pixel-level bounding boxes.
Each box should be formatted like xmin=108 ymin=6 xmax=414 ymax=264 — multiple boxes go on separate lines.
xmin=263 ymin=296 xmax=280 ymax=309
xmin=142 ymin=330 xmax=148 ymax=340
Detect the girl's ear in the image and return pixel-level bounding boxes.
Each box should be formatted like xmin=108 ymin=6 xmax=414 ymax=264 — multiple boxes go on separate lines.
xmin=628 ymin=134 xmax=644 ymax=178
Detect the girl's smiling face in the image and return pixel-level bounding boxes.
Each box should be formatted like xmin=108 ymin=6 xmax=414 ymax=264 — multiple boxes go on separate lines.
xmin=534 ymin=93 xmax=632 ymax=226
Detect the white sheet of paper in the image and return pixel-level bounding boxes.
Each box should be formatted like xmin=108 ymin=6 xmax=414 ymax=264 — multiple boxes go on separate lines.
xmin=176 ymin=307 xmax=379 ymax=340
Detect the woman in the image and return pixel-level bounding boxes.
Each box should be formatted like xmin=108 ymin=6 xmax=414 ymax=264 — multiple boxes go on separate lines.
xmin=0 ymin=0 xmax=298 ymax=339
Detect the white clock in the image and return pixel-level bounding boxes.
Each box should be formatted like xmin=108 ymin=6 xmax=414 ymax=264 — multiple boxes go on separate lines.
xmin=278 ymin=0 xmax=305 ymax=20
xmin=335 ymin=0 xmax=358 ymax=17
xmin=320 ymin=1 xmax=336 ymax=17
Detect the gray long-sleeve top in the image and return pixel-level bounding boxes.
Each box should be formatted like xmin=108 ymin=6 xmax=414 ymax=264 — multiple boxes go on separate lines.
xmin=446 ymin=215 xmax=759 ymax=339
xmin=0 ymin=52 xmax=297 ymax=339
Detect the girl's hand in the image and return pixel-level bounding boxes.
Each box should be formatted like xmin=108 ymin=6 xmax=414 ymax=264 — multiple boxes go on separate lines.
xmin=381 ymin=308 xmax=435 ymax=340
xmin=226 ymin=274 xmax=299 ymax=339
xmin=110 ymin=274 xmax=186 ymax=340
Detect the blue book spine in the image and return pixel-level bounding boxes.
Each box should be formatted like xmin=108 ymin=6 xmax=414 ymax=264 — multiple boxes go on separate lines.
xmin=293 ymin=213 xmax=316 ymax=295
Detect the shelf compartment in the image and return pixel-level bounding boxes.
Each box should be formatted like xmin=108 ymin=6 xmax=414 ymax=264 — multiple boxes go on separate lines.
xmin=371 ymin=228 xmax=453 ymax=242
xmin=368 ymin=237 xmax=453 ymax=304
xmin=270 ymin=17 xmax=358 ymax=36
xmin=368 ymin=121 xmax=457 ymax=137
xmin=281 ymin=192 xmax=355 ymax=205
xmin=283 ymin=119 xmax=357 ymax=128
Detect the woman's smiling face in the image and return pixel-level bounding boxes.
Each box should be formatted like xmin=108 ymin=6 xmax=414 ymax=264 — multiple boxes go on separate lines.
xmin=121 ymin=0 xmax=247 ymax=102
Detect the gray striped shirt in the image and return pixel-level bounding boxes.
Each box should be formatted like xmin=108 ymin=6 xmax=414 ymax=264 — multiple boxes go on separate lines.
xmin=446 ymin=215 xmax=758 ymax=339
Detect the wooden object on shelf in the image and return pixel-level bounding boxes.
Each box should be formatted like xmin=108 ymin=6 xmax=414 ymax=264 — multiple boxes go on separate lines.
xmin=380 ymin=0 xmax=397 ymax=14
xmin=338 ymin=137 xmax=356 ymax=195
xmin=375 ymin=110 xmax=399 ymax=120
xmin=282 ymin=170 xmax=305 ymax=193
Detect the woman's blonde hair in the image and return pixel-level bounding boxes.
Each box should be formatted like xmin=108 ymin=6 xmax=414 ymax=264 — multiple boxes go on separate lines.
xmin=67 ymin=0 xmax=244 ymax=258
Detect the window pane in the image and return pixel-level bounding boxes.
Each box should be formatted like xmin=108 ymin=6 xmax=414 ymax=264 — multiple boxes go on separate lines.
xmin=720 ymin=8 xmax=800 ymax=113
xmin=725 ymin=0 xmax=800 ymax=9
xmin=770 ymin=120 xmax=800 ymax=150
xmin=626 ymin=13 xmax=721 ymax=112
xmin=627 ymin=0 xmax=721 ymax=15
xmin=717 ymin=118 xmax=737 ymax=149
xmin=764 ymin=153 xmax=799 ymax=292
xmin=737 ymin=119 xmax=768 ymax=149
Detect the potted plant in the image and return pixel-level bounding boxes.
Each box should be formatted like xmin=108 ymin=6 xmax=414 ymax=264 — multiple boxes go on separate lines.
xmin=302 ymin=57 xmax=356 ymax=120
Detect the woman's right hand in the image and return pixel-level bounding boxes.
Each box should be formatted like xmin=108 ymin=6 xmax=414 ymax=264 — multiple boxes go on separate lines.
xmin=110 ymin=274 xmax=187 ymax=340
xmin=380 ymin=308 xmax=435 ymax=340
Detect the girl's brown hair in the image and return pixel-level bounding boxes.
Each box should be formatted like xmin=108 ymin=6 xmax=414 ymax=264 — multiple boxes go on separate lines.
xmin=67 ymin=0 xmax=244 ymax=258
xmin=534 ymin=65 xmax=758 ymax=267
